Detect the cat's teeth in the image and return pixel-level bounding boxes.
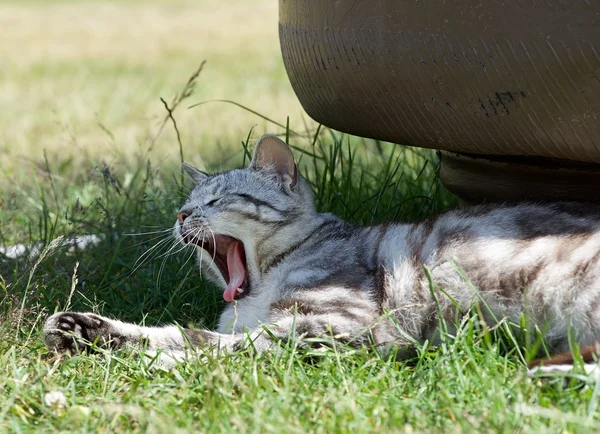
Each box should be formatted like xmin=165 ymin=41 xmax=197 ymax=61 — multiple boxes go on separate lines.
xmin=237 ymin=288 xmax=244 ymax=294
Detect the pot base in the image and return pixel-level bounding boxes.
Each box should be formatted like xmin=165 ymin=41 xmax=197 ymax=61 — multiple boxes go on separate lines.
xmin=440 ymin=152 xmax=600 ymax=203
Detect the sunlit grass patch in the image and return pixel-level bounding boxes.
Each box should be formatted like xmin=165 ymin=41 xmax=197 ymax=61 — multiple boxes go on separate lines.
xmin=0 ymin=0 xmax=303 ymax=170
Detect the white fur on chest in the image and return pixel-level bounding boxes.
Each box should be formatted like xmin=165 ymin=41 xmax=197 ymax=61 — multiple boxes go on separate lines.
xmin=216 ymin=257 xmax=325 ymax=334
xmin=216 ymin=286 xmax=275 ymax=333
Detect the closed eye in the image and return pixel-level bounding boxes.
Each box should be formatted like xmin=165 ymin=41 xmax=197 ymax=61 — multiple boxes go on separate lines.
xmin=205 ymin=197 xmax=221 ymax=207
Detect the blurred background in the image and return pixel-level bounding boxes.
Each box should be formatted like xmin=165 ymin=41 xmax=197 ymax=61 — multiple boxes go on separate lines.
xmin=0 ymin=0 xmax=307 ymax=171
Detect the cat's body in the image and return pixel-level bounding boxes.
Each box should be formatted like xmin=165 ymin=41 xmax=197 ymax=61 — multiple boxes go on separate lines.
xmin=44 ymin=136 xmax=600 ymax=372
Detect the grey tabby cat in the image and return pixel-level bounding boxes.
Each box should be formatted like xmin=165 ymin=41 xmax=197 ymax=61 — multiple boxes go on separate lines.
xmin=44 ymin=135 xmax=600 ymax=373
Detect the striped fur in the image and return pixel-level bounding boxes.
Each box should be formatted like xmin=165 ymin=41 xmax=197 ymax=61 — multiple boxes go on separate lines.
xmin=44 ymin=136 xmax=600 ymax=372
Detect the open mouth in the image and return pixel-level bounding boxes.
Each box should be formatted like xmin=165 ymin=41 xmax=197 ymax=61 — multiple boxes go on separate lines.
xmin=183 ymin=231 xmax=250 ymax=302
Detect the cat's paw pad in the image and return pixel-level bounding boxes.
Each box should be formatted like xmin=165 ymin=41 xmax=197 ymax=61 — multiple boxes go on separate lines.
xmin=43 ymin=312 xmax=115 ymax=354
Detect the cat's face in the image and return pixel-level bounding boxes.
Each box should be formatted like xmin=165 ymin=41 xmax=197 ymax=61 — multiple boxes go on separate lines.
xmin=174 ymin=135 xmax=315 ymax=302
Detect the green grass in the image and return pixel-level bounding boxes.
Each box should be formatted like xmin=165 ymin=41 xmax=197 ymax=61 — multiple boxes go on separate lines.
xmin=2 ymin=0 xmax=600 ymax=432
xmin=2 ymin=123 xmax=600 ymax=432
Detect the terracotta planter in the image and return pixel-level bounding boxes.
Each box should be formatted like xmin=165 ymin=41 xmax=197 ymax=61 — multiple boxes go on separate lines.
xmin=279 ymin=0 xmax=600 ymax=202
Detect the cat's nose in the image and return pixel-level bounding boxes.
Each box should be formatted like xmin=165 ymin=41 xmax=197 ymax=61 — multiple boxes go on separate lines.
xmin=177 ymin=212 xmax=190 ymax=223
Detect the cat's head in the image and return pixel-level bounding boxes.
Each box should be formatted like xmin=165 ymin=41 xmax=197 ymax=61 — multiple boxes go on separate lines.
xmin=174 ymin=135 xmax=316 ymax=302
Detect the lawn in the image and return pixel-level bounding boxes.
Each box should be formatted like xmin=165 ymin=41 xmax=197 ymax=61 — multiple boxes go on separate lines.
xmin=1 ymin=0 xmax=600 ymax=432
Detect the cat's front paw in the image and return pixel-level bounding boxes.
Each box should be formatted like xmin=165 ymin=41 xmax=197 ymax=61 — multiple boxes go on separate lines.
xmin=43 ymin=312 xmax=122 ymax=354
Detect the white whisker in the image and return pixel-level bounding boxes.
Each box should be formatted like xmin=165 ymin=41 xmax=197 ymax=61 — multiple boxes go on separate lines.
xmin=180 ymin=242 xmax=199 ymax=273
xmin=123 ymin=228 xmax=175 ymax=236
xmin=133 ymin=237 xmax=172 ymax=266
xmin=206 ymin=226 xmax=218 ymax=268
xmin=157 ymin=239 xmax=188 ymax=260
xmin=125 ymin=232 xmax=173 ymax=250
xmin=131 ymin=236 xmax=174 ymax=273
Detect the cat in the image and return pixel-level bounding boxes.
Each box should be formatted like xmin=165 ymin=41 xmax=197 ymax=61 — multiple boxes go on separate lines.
xmin=43 ymin=135 xmax=600 ymax=373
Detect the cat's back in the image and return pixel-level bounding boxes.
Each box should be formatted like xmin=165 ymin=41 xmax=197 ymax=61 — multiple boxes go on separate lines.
xmin=378 ymin=201 xmax=600 ymax=280
xmin=417 ymin=202 xmax=600 ymax=298
xmin=445 ymin=202 xmax=599 ymax=236
xmin=428 ymin=202 xmax=598 ymax=260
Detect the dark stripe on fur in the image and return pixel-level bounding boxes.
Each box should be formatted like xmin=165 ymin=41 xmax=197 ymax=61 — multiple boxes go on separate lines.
xmin=371 ymin=265 xmax=388 ymax=312
xmin=234 ymin=193 xmax=286 ymax=214
xmin=184 ymin=329 xmax=213 ymax=347
xmin=260 ymin=219 xmax=342 ymax=273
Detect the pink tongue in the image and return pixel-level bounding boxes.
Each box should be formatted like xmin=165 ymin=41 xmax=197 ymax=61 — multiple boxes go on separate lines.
xmin=223 ymin=241 xmax=246 ymax=302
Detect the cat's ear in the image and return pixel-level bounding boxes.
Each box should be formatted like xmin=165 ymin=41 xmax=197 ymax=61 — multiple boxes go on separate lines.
xmin=249 ymin=135 xmax=297 ymax=188
xmin=181 ymin=162 xmax=208 ymax=184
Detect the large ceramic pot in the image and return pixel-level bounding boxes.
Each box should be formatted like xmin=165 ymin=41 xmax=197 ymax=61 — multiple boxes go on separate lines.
xmin=279 ymin=0 xmax=600 ymax=202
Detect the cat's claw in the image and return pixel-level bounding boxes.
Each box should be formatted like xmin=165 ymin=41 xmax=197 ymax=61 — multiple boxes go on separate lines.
xmin=43 ymin=312 xmax=118 ymax=354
